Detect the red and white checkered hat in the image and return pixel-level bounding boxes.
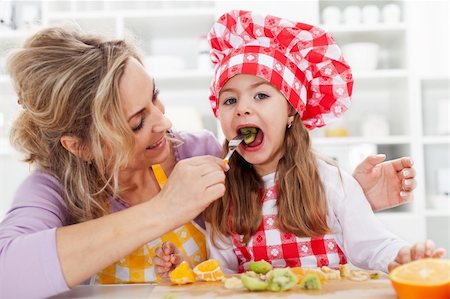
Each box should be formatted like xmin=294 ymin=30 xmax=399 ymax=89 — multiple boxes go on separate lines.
xmin=208 ymin=10 xmax=353 ymax=129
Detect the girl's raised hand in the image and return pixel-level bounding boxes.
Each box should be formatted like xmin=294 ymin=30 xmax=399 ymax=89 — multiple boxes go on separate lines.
xmin=388 ymin=240 xmax=446 ymax=272
xmin=154 ymin=242 xmax=184 ymax=277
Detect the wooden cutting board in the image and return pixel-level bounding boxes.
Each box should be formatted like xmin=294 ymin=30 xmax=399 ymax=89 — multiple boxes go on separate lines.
xmin=150 ymin=276 xmax=397 ymax=299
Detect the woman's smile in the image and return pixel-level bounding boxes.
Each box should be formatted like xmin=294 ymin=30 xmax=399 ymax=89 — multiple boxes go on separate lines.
xmin=146 ymin=136 xmax=167 ymax=151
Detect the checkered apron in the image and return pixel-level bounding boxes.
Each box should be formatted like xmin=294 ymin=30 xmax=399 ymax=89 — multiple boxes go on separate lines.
xmin=93 ymin=164 xmax=207 ymax=284
xmin=231 ymin=184 xmax=347 ymax=272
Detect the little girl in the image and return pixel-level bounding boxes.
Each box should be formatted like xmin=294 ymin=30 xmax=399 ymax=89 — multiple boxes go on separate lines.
xmin=155 ymin=10 xmax=445 ymax=275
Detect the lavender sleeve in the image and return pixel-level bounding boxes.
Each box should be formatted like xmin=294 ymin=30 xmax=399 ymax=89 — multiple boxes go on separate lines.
xmin=173 ymin=130 xmax=223 ymax=160
xmin=0 ymin=171 xmax=70 ymax=299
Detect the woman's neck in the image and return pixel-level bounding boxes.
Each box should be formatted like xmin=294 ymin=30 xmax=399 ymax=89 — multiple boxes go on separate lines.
xmin=118 ymin=150 xmax=176 ymax=206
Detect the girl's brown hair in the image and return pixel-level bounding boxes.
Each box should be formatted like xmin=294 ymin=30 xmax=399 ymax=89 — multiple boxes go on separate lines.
xmin=7 ymin=26 xmax=142 ymax=224
xmin=204 ymin=113 xmax=330 ymax=244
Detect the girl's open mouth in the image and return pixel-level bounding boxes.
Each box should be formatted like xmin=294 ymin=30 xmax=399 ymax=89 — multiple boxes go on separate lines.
xmin=238 ymin=127 xmax=264 ymax=148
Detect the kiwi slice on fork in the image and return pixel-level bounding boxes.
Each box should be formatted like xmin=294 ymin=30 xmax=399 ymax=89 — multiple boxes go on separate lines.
xmin=240 ymin=127 xmax=257 ymax=145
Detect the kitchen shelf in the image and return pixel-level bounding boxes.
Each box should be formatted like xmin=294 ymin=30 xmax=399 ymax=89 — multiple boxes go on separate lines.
xmin=324 ymin=22 xmax=406 ymax=33
xmin=48 ymin=7 xmax=216 ymax=20
xmin=0 ymin=30 xmax=29 ymax=39
xmin=426 ymin=209 xmax=450 ymax=217
xmin=422 ymin=136 xmax=450 ymax=145
xmin=312 ymin=136 xmax=410 ymax=145
xmin=352 ymin=69 xmax=407 ymax=79
xmin=152 ymin=69 xmax=213 ymax=80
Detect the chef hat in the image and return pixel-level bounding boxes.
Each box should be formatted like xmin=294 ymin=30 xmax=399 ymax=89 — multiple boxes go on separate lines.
xmin=208 ymin=10 xmax=353 ymax=129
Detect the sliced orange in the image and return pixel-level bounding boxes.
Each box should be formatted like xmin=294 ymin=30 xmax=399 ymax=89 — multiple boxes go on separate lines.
xmin=193 ymin=258 xmax=225 ymax=281
xmin=389 ymin=258 xmax=450 ymax=299
xmin=169 ymin=261 xmax=196 ymax=285
xmin=290 ymin=267 xmax=327 ymax=284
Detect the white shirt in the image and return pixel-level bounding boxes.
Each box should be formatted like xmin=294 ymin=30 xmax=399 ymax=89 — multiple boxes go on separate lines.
xmin=206 ymin=159 xmax=409 ymax=273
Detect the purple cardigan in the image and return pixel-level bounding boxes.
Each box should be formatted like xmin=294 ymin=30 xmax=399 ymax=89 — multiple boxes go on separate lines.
xmin=0 ymin=130 xmax=221 ymax=299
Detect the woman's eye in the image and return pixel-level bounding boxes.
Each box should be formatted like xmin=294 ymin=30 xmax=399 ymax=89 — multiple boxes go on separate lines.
xmin=224 ymin=97 xmax=237 ymax=105
xmin=152 ymin=89 xmax=160 ymax=102
xmin=132 ymin=118 xmax=144 ymax=132
xmin=255 ymin=93 xmax=269 ymax=100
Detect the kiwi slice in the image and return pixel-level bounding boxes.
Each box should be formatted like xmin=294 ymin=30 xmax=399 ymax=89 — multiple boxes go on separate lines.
xmin=240 ymin=127 xmax=257 ymax=145
xmin=299 ymin=273 xmax=322 ymax=290
xmin=248 ymin=260 xmax=272 ymax=275
xmin=267 ymin=268 xmax=298 ymax=292
xmin=241 ymin=273 xmax=269 ymax=291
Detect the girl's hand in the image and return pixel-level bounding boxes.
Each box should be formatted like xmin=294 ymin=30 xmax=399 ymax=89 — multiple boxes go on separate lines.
xmin=154 ymin=242 xmax=184 ymax=277
xmin=353 ymin=155 xmax=416 ymax=211
xmin=388 ymin=240 xmax=446 ymax=272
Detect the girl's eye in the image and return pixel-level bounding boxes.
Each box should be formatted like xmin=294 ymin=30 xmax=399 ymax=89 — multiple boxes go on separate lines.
xmin=255 ymin=93 xmax=269 ymax=100
xmin=152 ymin=89 xmax=160 ymax=102
xmin=224 ymin=97 xmax=237 ymax=105
xmin=132 ymin=117 xmax=145 ymax=132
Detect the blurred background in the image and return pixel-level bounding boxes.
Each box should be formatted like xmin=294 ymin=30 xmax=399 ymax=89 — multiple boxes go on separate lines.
xmin=0 ymin=0 xmax=449 ymax=252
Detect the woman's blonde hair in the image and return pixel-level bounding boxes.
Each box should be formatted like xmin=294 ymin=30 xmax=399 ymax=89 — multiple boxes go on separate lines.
xmin=204 ymin=114 xmax=330 ymax=244
xmin=7 ymin=26 xmax=142 ymax=224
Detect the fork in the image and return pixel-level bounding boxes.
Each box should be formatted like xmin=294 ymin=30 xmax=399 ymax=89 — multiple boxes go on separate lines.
xmin=223 ymin=134 xmax=246 ymax=163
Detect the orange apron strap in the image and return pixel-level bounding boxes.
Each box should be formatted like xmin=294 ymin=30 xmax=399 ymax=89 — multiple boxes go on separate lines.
xmin=151 ymin=164 xmax=167 ymax=188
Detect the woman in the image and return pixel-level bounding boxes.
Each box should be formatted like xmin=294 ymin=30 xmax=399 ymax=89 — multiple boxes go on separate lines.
xmin=0 ymin=26 xmax=416 ymax=299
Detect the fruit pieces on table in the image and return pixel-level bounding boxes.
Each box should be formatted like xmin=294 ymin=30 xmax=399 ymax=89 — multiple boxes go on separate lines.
xmin=169 ymin=261 xmax=195 ymax=285
xmin=339 ymin=264 xmax=350 ymax=278
xmin=290 ymin=267 xmax=328 ymax=284
xmin=193 ymin=258 xmax=225 ymax=282
xmin=389 ymin=258 xmax=450 ymax=299
xmin=267 ymin=268 xmax=298 ymax=292
xmin=299 ymin=273 xmax=322 ymax=290
xmin=241 ymin=272 xmax=269 ymax=291
xmin=320 ymin=266 xmax=341 ymax=280
xmin=248 ymin=260 xmax=273 ymax=274
xmin=223 ymin=276 xmax=244 ymax=290
xmin=240 ymin=268 xmax=298 ymax=292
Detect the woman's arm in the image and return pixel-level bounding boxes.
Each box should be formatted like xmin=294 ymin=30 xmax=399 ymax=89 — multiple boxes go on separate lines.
xmin=0 ymin=156 xmax=228 ymax=299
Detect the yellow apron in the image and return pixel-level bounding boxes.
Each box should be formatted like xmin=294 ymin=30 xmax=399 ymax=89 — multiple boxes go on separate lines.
xmin=93 ymin=164 xmax=207 ymax=284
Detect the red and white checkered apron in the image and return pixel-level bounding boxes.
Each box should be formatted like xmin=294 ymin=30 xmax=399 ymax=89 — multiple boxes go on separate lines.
xmin=231 ymin=184 xmax=347 ymax=272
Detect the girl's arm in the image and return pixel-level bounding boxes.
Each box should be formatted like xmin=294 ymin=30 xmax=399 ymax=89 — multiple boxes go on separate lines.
xmin=205 ymin=222 xmax=239 ymax=274
xmin=321 ymin=161 xmax=410 ymax=273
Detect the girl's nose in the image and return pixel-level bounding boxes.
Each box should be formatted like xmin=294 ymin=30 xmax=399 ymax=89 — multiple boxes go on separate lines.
xmin=236 ymin=99 xmax=252 ymax=117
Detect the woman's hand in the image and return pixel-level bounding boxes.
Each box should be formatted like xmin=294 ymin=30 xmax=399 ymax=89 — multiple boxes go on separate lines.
xmin=353 ymin=155 xmax=416 ymax=212
xmin=156 ymin=155 xmax=229 ymax=229
xmin=388 ymin=240 xmax=446 ymax=272
xmin=154 ymin=242 xmax=185 ymax=277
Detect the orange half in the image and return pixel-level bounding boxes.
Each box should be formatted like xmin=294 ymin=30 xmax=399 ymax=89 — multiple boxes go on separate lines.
xmin=193 ymin=259 xmax=225 ymax=281
xmin=389 ymin=259 xmax=450 ymax=299
xmin=169 ymin=261 xmax=196 ymax=285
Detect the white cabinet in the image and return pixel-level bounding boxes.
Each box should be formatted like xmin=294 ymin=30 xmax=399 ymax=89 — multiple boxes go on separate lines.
xmin=0 ymin=0 xmax=449 ymax=251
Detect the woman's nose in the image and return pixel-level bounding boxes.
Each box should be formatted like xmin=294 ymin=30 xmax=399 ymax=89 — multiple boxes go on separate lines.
xmin=151 ymin=109 xmax=172 ymax=133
